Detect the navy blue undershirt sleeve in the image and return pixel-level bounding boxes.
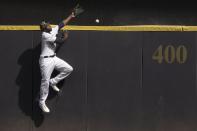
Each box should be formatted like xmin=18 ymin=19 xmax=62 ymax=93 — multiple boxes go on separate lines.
xmin=58 ymin=22 xmax=65 ymax=29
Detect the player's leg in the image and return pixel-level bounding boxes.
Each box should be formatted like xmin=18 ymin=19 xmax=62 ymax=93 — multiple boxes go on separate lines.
xmin=39 ymin=58 xmax=55 ymax=113
xmin=50 ymin=56 xmax=73 ymax=89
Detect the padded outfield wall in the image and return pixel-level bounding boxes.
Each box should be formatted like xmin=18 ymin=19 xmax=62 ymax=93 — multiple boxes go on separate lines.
xmin=0 ymin=26 xmax=196 ymax=131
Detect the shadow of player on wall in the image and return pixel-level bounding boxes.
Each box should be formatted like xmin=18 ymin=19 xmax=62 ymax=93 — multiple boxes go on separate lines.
xmin=16 ymin=42 xmax=65 ymax=127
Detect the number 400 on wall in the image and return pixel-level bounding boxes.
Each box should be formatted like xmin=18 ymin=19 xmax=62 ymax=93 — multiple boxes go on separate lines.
xmin=152 ymin=45 xmax=188 ymax=64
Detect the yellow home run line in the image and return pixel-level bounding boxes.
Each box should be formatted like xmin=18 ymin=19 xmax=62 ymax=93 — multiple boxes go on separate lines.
xmin=0 ymin=25 xmax=197 ymax=31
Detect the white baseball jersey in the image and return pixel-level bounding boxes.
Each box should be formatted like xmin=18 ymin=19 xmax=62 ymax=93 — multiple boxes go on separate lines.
xmin=39 ymin=25 xmax=73 ymax=104
xmin=40 ymin=26 xmax=59 ymax=57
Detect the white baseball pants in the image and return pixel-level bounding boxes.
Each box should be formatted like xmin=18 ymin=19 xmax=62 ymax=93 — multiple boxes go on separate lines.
xmin=39 ymin=56 xmax=73 ymax=103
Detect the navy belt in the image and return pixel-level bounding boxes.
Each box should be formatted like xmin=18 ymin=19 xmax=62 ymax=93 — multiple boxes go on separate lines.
xmin=43 ymin=54 xmax=56 ymax=58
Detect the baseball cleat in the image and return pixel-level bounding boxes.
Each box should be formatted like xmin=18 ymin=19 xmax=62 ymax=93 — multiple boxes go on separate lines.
xmin=51 ymin=84 xmax=60 ymax=92
xmin=39 ymin=102 xmax=50 ymax=113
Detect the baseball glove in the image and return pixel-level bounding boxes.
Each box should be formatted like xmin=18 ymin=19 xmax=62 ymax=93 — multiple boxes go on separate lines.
xmin=72 ymin=4 xmax=84 ymax=17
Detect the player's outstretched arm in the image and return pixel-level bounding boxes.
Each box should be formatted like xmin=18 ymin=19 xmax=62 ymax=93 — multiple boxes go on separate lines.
xmin=63 ymin=12 xmax=75 ymax=26
xmin=59 ymin=4 xmax=84 ymax=29
xmin=58 ymin=13 xmax=75 ymax=29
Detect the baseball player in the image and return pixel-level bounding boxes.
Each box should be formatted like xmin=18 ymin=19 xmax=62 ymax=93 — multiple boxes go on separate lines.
xmin=39 ymin=12 xmax=76 ymax=113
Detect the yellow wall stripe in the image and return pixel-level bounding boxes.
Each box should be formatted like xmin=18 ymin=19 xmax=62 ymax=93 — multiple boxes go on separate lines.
xmin=0 ymin=25 xmax=197 ymax=31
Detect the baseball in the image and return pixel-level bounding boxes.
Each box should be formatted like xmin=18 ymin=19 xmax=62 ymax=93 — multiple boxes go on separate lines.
xmin=95 ymin=19 xmax=100 ymax=23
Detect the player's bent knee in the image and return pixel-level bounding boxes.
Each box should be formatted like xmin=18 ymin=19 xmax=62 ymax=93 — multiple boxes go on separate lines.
xmin=69 ymin=66 xmax=73 ymax=72
xmin=62 ymin=65 xmax=73 ymax=73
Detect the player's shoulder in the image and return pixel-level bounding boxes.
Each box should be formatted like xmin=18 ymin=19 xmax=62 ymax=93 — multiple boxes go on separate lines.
xmin=42 ymin=32 xmax=52 ymax=39
xmin=51 ymin=26 xmax=59 ymax=33
xmin=52 ymin=25 xmax=59 ymax=30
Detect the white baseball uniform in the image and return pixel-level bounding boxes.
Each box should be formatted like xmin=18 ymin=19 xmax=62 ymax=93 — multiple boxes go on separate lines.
xmin=39 ymin=25 xmax=73 ymax=103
